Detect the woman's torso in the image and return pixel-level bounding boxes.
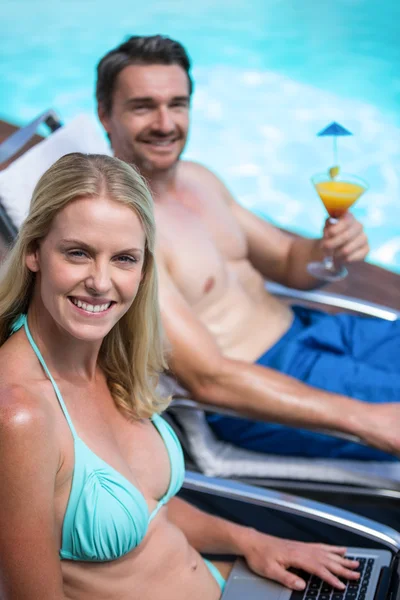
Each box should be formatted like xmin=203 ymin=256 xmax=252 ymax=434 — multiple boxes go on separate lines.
xmin=0 ymin=321 xmax=226 ymax=600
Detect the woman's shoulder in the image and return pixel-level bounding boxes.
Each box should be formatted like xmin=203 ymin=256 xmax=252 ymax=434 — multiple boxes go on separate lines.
xmin=0 ymin=327 xmax=41 ymax=383
xmin=0 ymin=337 xmax=56 ymax=443
xmin=0 ymin=382 xmax=62 ymax=505
xmin=0 ymin=381 xmax=54 ymax=439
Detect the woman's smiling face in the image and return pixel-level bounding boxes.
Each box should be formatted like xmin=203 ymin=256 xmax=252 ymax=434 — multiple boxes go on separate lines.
xmin=26 ymin=193 xmax=146 ymax=342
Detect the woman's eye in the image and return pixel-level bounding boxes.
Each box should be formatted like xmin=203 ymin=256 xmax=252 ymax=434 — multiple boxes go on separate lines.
xmin=67 ymin=250 xmax=87 ymax=259
xmin=116 ymin=255 xmax=137 ymax=264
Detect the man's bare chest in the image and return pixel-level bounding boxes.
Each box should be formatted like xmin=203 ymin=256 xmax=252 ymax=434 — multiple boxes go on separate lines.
xmin=156 ymin=199 xmax=247 ymax=305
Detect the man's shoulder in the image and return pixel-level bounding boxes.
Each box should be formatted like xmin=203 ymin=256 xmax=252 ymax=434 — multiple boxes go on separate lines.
xmin=178 ymin=160 xmax=234 ymax=206
xmin=179 ymin=160 xmax=223 ymax=184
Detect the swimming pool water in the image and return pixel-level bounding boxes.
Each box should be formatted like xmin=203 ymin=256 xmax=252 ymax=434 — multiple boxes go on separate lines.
xmin=1 ymin=0 xmax=399 ymax=272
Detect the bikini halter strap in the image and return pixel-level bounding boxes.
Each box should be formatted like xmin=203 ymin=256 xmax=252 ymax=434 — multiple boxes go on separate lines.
xmin=13 ymin=315 xmax=78 ymax=439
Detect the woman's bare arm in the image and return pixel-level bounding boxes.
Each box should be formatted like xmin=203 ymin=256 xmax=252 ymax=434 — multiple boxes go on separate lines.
xmin=167 ymin=497 xmax=244 ymax=555
xmin=0 ymin=386 xmax=66 ymax=599
xmin=167 ymin=497 xmax=360 ymax=591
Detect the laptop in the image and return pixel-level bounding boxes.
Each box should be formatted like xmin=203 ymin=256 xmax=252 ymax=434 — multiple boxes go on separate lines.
xmin=222 ymin=548 xmax=399 ymax=600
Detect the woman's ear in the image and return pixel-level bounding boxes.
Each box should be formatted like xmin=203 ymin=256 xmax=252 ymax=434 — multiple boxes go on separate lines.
xmin=25 ymin=244 xmax=41 ymax=273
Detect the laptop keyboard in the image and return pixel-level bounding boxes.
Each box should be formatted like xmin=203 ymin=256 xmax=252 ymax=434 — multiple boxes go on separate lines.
xmin=293 ymin=556 xmax=375 ymax=600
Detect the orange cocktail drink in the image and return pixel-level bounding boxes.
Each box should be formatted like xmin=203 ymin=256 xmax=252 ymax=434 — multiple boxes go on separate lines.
xmin=314 ymin=180 xmax=366 ymax=219
xmin=307 ymin=171 xmax=368 ymax=282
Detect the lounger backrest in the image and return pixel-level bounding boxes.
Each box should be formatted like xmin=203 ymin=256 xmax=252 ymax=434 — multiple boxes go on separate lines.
xmin=0 ymin=114 xmax=111 ymax=233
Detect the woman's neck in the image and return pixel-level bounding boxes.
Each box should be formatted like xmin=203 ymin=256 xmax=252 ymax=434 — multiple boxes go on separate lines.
xmin=26 ymin=305 xmax=102 ymax=383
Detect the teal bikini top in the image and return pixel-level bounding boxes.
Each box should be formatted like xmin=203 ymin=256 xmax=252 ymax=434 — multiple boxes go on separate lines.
xmin=11 ymin=315 xmax=185 ymax=562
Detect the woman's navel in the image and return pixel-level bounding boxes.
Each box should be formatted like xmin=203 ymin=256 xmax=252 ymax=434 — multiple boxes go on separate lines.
xmin=203 ymin=276 xmax=215 ymax=294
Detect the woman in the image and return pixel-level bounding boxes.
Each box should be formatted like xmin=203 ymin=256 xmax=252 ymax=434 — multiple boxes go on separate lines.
xmin=0 ymin=153 xmax=359 ymax=600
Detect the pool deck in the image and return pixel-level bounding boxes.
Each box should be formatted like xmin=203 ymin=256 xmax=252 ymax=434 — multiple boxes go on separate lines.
xmin=0 ymin=118 xmax=399 ymax=311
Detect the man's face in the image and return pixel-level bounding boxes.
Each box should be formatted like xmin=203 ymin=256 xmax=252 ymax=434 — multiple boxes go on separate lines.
xmin=99 ymin=64 xmax=190 ymax=174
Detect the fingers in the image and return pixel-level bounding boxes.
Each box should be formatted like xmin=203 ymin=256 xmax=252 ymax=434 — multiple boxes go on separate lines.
xmin=330 ymin=229 xmax=369 ymax=262
xmin=268 ymin=556 xmax=359 ymax=592
xmin=330 ymin=555 xmax=360 ymax=570
xmin=243 ymin=536 xmax=361 ymax=594
xmin=314 ymin=567 xmax=348 ymax=590
xmin=318 ymin=545 xmax=347 ymax=555
xmin=338 ymin=239 xmax=369 ymax=263
xmin=289 ymin=545 xmax=360 ymax=590
xmin=311 ymin=555 xmax=360 ymax=588
xmin=268 ymin=564 xmax=307 ymax=591
xmin=327 ymin=557 xmax=360 ymax=581
xmin=323 ymin=216 xmax=362 ymax=249
xmin=322 ymin=214 xmax=369 ymax=263
xmin=323 ymin=212 xmax=354 ymax=237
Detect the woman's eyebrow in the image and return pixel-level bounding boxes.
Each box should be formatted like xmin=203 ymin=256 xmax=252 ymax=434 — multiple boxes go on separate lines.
xmin=117 ymin=247 xmax=144 ymax=255
xmin=59 ymin=238 xmax=92 ymax=250
xmin=59 ymin=239 xmax=143 ymax=254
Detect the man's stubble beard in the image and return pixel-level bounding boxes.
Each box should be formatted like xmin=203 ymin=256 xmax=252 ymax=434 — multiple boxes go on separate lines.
xmin=132 ymin=144 xmax=186 ymax=181
xmin=112 ymin=133 xmax=188 ymax=180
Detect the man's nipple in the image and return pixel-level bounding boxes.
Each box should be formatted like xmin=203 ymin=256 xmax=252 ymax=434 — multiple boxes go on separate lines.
xmin=203 ymin=276 xmax=215 ymax=294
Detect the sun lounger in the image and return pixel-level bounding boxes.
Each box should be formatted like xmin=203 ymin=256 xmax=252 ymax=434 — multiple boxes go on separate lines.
xmin=182 ymin=470 xmax=400 ymax=551
xmin=0 ymin=111 xmax=111 ymax=243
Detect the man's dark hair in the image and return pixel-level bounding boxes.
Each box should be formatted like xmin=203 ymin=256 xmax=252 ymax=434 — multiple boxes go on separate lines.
xmin=96 ymin=35 xmax=193 ymax=115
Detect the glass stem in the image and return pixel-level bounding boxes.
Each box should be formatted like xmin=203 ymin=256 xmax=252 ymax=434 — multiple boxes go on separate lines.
xmin=324 ymin=217 xmax=338 ymax=271
xmin=323 ymin=255 xmax=335 ymax=271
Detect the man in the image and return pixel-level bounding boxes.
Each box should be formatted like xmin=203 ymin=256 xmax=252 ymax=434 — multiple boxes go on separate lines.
xmin=96 ymin=35 xmax=400 ymax=460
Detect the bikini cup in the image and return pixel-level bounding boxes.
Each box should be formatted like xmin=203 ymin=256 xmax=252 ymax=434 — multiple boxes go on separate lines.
xmin=11 ymin=315 xmax=185 ymax=562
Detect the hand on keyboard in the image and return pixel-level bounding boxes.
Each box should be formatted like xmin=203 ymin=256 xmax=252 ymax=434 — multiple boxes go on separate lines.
xmin=238 ymin=532 xmax=360 ymax=592
xmin=291 ymin=556 xmax=374 ymax=600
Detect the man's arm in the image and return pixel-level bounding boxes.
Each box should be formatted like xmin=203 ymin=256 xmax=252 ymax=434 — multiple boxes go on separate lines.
xmin=201 ymin=166 xmax=369 ymax=290
xmin=158 ymin=259 xmax=400 ymax=456
xmin=232 ymin=200 xmax=368 ymax=290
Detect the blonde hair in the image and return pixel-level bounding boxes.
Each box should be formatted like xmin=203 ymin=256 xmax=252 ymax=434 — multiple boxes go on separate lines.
xmin=0 ymin=153 xmax=169 ymax=419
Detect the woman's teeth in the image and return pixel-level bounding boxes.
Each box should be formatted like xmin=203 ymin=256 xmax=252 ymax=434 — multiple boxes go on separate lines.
xmin=71 ymin=298 xmax=111 ymax=313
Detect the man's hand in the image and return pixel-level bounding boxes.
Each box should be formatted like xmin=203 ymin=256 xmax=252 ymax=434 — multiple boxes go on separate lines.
xmin=322 ymin=213 xmax=369 ymax=265
xmin=241 ymin=530 xmax=360 ymax=591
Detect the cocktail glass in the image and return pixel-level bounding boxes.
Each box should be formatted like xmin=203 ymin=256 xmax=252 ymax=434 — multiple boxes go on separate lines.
xmin=307 ymin=172 xmax=368 ymax=282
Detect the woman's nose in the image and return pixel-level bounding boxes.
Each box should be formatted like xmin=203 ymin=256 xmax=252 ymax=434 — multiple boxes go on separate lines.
xmin=86 ymin=263 xmax=112 ymax=294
